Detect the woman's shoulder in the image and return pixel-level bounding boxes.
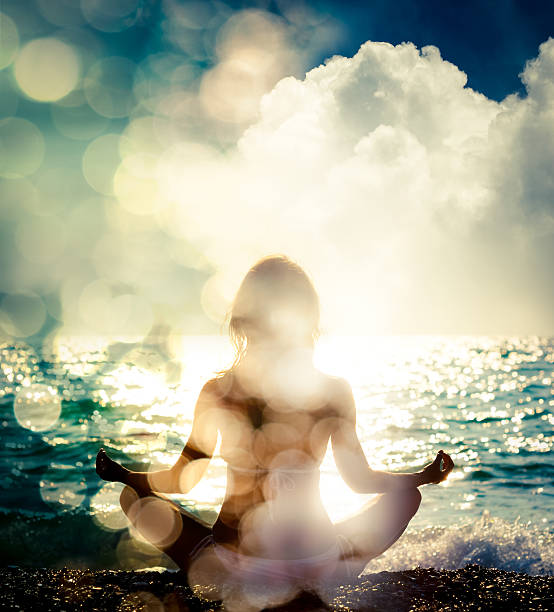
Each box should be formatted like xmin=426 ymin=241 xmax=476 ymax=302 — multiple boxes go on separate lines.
xmin=201 ymin=371 xmax=237 ymax=402
xmin=317 ymin=372 xmax=355 ymax=418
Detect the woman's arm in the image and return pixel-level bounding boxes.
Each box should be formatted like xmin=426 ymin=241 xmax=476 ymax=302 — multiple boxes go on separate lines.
xmin=96 ymin=381 xmax=219 ymax=496
xmin=330 ymin=377 xmax=453 ymax=493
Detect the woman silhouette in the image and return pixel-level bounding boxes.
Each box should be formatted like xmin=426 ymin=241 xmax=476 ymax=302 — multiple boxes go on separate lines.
xmin=96 ymin=255 xmax=453 ymax=594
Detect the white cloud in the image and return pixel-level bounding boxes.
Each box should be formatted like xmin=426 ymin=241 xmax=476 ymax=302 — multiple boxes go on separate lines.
xmin=14 ymin=30 xmax=549 ymax=340
xmin=156 ymin=38 xmax=553 ymax=334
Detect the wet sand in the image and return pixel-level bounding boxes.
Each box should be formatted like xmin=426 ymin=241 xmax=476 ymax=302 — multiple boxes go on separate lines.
xmin=0 ymin=564 xmax=552 ymax=611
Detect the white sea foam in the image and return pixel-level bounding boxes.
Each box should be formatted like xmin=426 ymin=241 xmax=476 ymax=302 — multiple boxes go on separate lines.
xmin=362 ymin=511 xmax=553 ymax=576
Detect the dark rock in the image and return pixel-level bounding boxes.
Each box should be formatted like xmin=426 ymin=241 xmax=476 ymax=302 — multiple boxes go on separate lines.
xmin=0 ymin=565 xmax=552 ymax=611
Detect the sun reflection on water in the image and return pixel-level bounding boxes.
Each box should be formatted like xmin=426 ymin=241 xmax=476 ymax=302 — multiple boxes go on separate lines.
xmin=0 ymin=334 xmax=552 ymax=532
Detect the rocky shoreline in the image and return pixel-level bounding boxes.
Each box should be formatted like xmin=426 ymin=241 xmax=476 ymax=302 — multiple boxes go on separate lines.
xmin=0 ymin=564 xmax=552 ymax=611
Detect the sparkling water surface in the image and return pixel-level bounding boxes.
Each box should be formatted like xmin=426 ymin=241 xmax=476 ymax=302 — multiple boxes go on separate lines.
xmin=1 ymin=335 xmax=552 ymax=573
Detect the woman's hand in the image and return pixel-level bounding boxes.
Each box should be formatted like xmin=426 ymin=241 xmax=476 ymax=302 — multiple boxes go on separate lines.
xmin=421 ymin=450 xmax=454 ymax=485
xmin=96 ymin=448 xmax=128 ymax=483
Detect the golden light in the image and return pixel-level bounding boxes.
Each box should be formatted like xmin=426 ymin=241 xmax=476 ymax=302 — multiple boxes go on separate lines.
xmin=14 ymin=37 xmax=80 ymax=102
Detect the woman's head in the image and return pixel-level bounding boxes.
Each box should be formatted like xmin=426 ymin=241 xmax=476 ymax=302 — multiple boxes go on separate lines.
xmin=228 ymin=255 xmax=320 ymax=364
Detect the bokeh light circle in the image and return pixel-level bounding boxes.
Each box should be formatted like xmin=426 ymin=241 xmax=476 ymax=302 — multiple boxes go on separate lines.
xmin=51 ymin=101 xmax=108 ymax=140
xmin=78 ymin=279 xmax=154 ymax=341
xmin=40 ymin=467 xmax=86 ymax=509
xmin=14 ymin=383 xmax=61 ymax=431
xmin=84 ymin=56 xmax=138 ymax=118
xmin=116 ymin=530 xmax=164 ymax=569
xmin=91 ymin=481 xmax=129 ymax=530
xmin=37 ymin=0 xmax=85 ymax=27
xmin=113 ymin=159 xmax=161 ymax=216
xmin=109 ymin=293 xmax=155 ymax=342
xmin=0 ymin=118 xmax=45 ymax=178
xmin=82 ymin=133 xmax=121 ymax=194
xmin=0 ymin=293 xmax=47 ymax=338
xmin=14 ymin=37 xmax=80 ymax=102
xmin=29 ymin=167 xmax=87 ymax=216
xmin=1 ymin=178 xmax=39 ymax=215
xmin=81 ymin=0 xmax=140 ymax=33
xmin=0 ymin=12 xmax=19 ymax=69
xmin=128 ymin=496 xmax=183 ymax=547
xmin=118 ymin=592 xmax=164 ymax=611
xmin=15 ymin=215 xmax=67 ymax=263
xmin=201 ymin=275 xmax=229 ymax=324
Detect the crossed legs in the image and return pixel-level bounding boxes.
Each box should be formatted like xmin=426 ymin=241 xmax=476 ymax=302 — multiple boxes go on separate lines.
xmin=119 ymin=485 xmax=213 ymax=571
xmin=119 ymin=485 xmax=421 ymax=581
xmin=333 ymin=487 xmax=421 ymax=577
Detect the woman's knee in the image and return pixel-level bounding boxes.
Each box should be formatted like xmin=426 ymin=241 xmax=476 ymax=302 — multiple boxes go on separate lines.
xmin=389 ymin=487 xmax=421 ymax=518
xmin=404 ymin=487 xmax=421 ymax=516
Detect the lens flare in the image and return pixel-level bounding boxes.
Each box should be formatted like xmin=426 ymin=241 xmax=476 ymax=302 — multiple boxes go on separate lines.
xmin=82 ymin=133 xmax=121 ymax=194
xmin=13 ymin=383 xmax=61 ymax=431
xmin=39 ymin=467 xmax=86 ymax=509
xmin=127 ymin=495 xmax=183 ymax=547
xmin=91 ymin=481 xmax=129 ymax=530
xmin=113 ymin=158 xmax=161 ymax=216
xmin=15 ymin=38 xmax=80 ymax=102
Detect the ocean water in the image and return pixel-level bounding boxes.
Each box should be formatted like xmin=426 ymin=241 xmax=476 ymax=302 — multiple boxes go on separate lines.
xmin=1 ymin=335 xmax=552 ymax=575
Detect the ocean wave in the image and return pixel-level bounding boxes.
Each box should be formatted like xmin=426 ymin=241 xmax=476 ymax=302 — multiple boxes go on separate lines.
xmin=362 ymin=511 xmax=553 ymax=576
xmin=2 ymin=507 xmax=552 ymax=575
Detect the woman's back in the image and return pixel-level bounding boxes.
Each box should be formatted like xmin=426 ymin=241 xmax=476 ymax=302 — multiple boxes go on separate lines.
xmin=210 ymin=366 xmax=344 ymax=559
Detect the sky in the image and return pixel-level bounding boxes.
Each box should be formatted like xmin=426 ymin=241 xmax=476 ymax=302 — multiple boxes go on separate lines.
xmin=0 ymin=0 xmax=553 ymax=340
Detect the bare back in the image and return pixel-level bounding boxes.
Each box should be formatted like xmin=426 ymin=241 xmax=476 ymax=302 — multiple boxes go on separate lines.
xmin=202 ymin=367 xmax=347 ymax=559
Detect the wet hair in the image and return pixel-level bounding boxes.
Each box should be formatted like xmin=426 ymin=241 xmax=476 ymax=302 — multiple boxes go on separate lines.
xmin=227 ymin=255 xmax=320 ymax=369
